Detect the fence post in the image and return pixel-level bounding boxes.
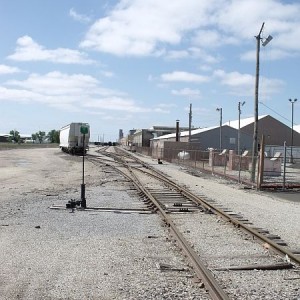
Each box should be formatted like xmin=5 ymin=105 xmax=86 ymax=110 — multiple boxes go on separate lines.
xmin=283 ymin=141 xmax=287 ymax=190
xmin=238 ymin=152 xmax=241 ymax=183
xmin=224 ymin=153 xmax=227 ymax=175
xmin=211 ymin=150 xmax=214 ymax=174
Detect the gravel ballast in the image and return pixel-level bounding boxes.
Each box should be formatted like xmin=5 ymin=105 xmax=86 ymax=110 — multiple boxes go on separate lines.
xmin=1 ymin=147 xmax=300 ymax=299
xmin=0 ymin=148 xmax=209 ymax=300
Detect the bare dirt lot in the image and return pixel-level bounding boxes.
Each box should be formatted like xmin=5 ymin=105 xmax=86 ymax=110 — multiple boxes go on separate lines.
xmin=0 ymin=148 xmax=207 ymax=300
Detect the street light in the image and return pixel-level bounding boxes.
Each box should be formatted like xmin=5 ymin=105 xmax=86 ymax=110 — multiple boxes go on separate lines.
xmin=251 ymin=22 xmax=273 ymax=183
xmin=238 ymin=101 xmax=246 ymax=156
xmin=238 ymin=101 xmax=246 ymax=183
xmin=289 ymin=98 xmax=297 ymax=163
xmin=216 ymin=107 xmax=222 ymax=151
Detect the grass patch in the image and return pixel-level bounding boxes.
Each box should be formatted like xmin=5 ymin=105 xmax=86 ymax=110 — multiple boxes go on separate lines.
xmin=0 ymin=143 xmax=59 ymax=151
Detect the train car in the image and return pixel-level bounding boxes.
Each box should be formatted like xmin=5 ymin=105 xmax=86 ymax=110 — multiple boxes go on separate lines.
xmin=59 ymin=123 xmax=90 ymax=155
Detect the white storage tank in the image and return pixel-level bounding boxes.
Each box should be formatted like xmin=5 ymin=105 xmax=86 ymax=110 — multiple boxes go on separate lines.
xmin=178 ymin=151 xmax=190 ymax=160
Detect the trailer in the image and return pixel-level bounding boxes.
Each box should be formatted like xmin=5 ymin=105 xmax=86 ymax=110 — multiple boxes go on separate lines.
xmin=59 ymin=123 xmax=90 ymax=155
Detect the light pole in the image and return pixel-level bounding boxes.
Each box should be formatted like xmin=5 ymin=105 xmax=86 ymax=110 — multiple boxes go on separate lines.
xmin=289 ymin=98 xmax=297 ymax=163
xmin=238 ymin=101 xmax=246 ymax=156
xmin=238 ymin=101 xmax=245 ymax=183
xmin=216 ymin=107 xmax=222 ymax=151
xmin=251 ymin=22 xmax=273 ymax=183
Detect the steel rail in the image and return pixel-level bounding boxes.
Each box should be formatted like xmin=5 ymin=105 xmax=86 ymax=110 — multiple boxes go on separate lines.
xmin=137 ymin=165 xmax=300 ymax=266
xmin=115 ymin=148 xmax=300 ymax=266
xmin=91 ymin=148 xmax=300 ymax=293
xmin=127 ymin=166 xmax=230 ymax=300
xmin=88 ymin=151 xmax=230 ymax=299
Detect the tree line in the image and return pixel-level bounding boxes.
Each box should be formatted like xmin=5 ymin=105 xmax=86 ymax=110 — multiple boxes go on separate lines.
xmin=8 ymin=129 xmax=60 ymax=144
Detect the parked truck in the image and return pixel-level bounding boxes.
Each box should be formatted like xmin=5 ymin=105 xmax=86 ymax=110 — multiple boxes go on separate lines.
xmin=59 ymin=123 xmax=90 ymax=155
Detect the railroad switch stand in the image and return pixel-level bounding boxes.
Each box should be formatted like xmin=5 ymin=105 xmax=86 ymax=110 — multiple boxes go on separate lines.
xmin=81 ymin=183 xmax=86 ymax=208
xmin=66 ymin=199 xmax=81 ymax=209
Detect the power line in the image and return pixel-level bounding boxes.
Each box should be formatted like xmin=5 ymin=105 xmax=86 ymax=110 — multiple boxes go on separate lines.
xmin=259 ymin=101 xmax=298 ymax=125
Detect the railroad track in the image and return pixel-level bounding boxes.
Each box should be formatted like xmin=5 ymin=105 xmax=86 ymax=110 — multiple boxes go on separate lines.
xmin=85 ymin=146 xmax=300 ymax=299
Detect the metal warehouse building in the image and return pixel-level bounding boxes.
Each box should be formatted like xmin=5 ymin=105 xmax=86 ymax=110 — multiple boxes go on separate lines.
xmin=151 ymin=125 xmax=253 ymax=152
xmin=224 ymin=115 xmax=300 ymax=147
xmin=151 ymin=115 xmax=300 ymax=152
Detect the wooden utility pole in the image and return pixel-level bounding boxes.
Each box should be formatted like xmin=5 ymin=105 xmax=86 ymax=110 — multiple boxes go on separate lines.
xmin=189 ymin=103 xmax=192 ymax=143
xmin=251 ymin=22 xmax=264 ymax=183
xmin=257 ymin=135 xmax=265 ymax=190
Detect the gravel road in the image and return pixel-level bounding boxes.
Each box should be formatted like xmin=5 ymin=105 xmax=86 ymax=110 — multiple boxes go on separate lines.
xmin=1 ymin=146 xmax=299 ymax=299
xmin=0 ymin=147 xmax=209 ymax=300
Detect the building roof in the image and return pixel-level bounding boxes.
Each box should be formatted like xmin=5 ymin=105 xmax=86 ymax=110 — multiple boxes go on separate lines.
xmin=223 ymin=115 xmax=268 ymax=129
xmin=152 ymin=125 xmax=222 ymax=140
xmin=294 ymin=124 xmax=300 ymax=133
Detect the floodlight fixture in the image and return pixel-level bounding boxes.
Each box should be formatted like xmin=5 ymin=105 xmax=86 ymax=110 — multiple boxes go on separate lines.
xmin=262 ymin=35 xmax=273 ymax=47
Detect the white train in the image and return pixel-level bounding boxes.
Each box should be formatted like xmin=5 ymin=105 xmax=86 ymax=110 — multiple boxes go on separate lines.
xmin=59 ymin=123 xmax=90 ymax=155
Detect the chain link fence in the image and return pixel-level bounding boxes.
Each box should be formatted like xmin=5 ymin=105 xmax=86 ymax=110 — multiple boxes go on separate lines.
xmin=133 ymin=144 xmax=300 ymax=190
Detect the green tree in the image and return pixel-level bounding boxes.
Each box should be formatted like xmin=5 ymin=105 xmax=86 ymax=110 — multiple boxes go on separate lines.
xmin=31 ymin=133 xmax=37 ymax=143
xmin=8 ymin=130 xmax=21 ymax=143
xmin=35 ymin=131 xmax=46 ymax=144
xmin=47 ymin=130 xmax=60 ymax=143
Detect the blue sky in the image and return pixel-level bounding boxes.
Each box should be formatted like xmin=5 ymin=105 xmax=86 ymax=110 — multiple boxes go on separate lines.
xmin=0 ymin=0 xmax=299 ymax=142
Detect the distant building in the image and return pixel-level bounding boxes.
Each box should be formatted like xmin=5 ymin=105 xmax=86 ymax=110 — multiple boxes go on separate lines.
xmin=119 ymin=129 xmax=124 ymax=141
xmin=0 ymin=133 xmax=9 ymax=143
xmin=131 ymin=125 xmax=192 ymax=147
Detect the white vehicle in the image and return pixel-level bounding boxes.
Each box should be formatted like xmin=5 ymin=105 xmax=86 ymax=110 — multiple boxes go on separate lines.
xmin=59 ymin=123 xmax=90 ymax=155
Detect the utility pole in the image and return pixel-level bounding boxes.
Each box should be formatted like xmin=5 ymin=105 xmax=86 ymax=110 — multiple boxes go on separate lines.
xmin=189 ymin=103 xmax=192 ymax=143
xmin=238 ymin=101 xmax=245 ymax=183
xmin=216 ymin=107 xmax=222 ymax=151
xmin=176 ymin=120 xmax=180 ymax=142
xmin=251 ymin=22 xmax=272 ymax=183
xmin=289 ymin=98 xmax=297 ymax=163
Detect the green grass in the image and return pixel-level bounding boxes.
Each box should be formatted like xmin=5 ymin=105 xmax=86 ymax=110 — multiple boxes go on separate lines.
xmin=0 ymin=143 xmax=59 ymax=151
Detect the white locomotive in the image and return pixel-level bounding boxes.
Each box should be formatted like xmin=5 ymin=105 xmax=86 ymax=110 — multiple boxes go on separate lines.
xmin=59 ymin=123 xmax=90 ymax=155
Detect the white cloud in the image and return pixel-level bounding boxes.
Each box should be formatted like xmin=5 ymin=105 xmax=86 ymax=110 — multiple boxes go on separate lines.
xmin=165 ymin=50 xmax=189 ymax=60
xmin=191 ymin=29 xmax=239 ymax=49
xmin=0 ymin=64 xmax=22 ymax=75
xmin=79 ymin=0 xmax=300 ymax=60
xmin=241 ymin=47 xmax=297 ymax=61
xmin=216 ymin=0 xmax=300 ymax=56
xmin=161 ymin=71 xmax=209 ymax=83
xmin=69 ymin=8 xmax=91 ymax=23
xmin=213 ymin=69 xmax=284 ymax=97
xmin=83 ymin=97 xmax=151 ymax=113
xmin=165 ymin=47 xmax=219 ymax=63
xmin=7 ymin=36 xmax=94 ymax=64
xmin=0 ymin=71 xmax=161 ymax=114
xmin=171 ymin=88 xmax=201 ymax=98
xmin=80 ymin=0 xmax=219 ymax=56
xmin=100 ymin=70 xmax=115 ymax=78
xmin=156 ymin=103 xmax=177 ymax=108
xmin=0 ymin=86 xmax=38 ymax=102
xmin=6 ymin=71 xmax=101 ymax=96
